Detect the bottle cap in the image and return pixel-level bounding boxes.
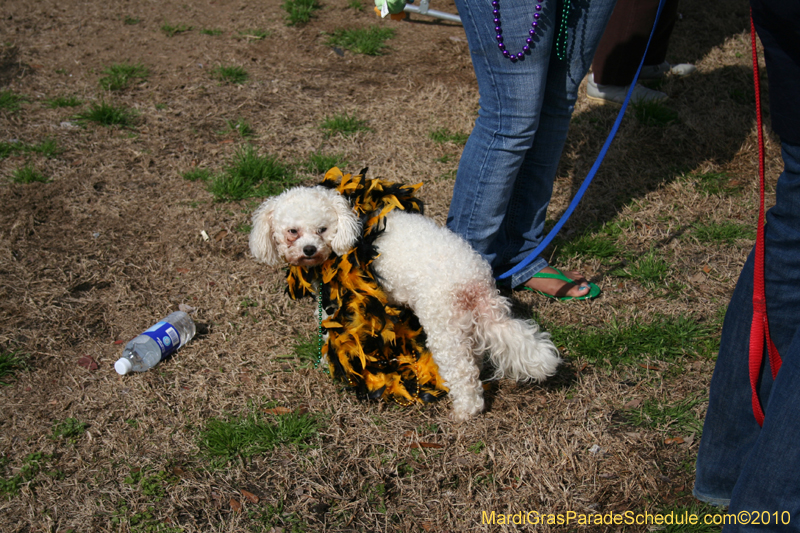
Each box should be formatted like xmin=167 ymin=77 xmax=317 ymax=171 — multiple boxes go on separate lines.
xmin=115 ymin=358 xmax=133 ymax=375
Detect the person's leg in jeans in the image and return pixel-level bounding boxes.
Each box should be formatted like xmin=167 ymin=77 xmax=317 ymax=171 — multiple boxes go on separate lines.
xmin=447 ymin=0 xmax=558 ymax=266
xmin=447 ymin=0 xmax=616 ymax=294
xmin=694 ymin=142 xmax=800 ymax=524
xmin=497 ymin=0 xmax=616 ymax=290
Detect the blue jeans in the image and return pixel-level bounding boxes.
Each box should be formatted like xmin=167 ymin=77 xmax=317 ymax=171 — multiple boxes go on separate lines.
xmin=694 ymin=142 xmax=800 ymax=531
xmin=446 ymin=0 xmax=617 ymax=288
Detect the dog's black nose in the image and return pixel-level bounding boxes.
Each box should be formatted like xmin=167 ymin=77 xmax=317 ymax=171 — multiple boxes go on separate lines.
xmin=303 ymin=245 xmax=317 ymax=257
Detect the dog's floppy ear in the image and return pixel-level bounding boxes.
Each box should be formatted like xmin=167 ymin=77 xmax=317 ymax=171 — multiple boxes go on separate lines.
xmin=249 ymin=197 xmax=280 ymax=265
xmin=329 ymin=192 xmax=361 ymax=256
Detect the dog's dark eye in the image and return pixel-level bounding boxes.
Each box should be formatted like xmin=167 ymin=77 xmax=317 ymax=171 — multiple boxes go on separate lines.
xmin=318 ymin=227 xmax=327 ymax=234
xmin=288 ymin=229 xmax=298 ymax=235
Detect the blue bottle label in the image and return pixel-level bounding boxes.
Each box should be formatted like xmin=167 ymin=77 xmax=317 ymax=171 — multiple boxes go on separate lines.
xmin=142 ymin=321 xmax=182 ymax=360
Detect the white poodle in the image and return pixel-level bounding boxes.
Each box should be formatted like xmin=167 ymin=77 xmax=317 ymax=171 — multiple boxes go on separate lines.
xmin=249 ymin=184 xmax=561 ymax=421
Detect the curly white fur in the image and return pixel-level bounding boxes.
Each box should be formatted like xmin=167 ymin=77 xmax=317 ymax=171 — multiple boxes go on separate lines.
xmin=250 ymin=185 xmax=561 ymax=421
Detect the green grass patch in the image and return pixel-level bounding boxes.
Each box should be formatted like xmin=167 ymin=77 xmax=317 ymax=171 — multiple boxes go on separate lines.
xmin=611 ymin=249 xmax=671 ymax=288
xmin=348 ymin=0 xmax=365 ymax=10
xmin=429 ymin=127 xmax=468 ymax=145
xmin=627 ymin=395 xmax=704 ymax=436
xmin=161 ymin=22 xmax=192 ymax=36
xmin=691 ymin=221 xmax=755 ymax=245
xmin=282 ymin=0 xmax=321 ymax=26
xmin=320 ymin=112 xmax=371 ymax=138
xmin=26 ymin=138 xmax=59 ymax=158
xmin=545 ymin=314 xmax=719 ymax=367
xmin=0 ymin=351 xmax=27 ymax=386
xmin=0 ymin=138 xmax=60 ymax=160
xmin=75 ymin=101 xmax=138 ymax=127
xmin=468 ymin=441 xmax=486 ymax=454
xmin=198 ymin=405 xmax=320 ymax=465
xmin=632 ymin=100 xmax=680 ymax=126
xmin=299 ymin=151 xmax=349 ymax=175
xmin=10 ymin=164 xmax=49 ymax=184
xmin=200 ymin=28 xmax=224 ymax=36
xmin=238 ymin=29 xmax=270 ymax=40
xmin=555 ymin=221 xmax=628 ymax=261
xmin=111 ymin=500 xmax=183 ymax=533
xmin=0 ymin=452 xmax=51 ymax=499
xmin=209 ymin=144 xmax=297 ymax=201
xmin=211 ymin=64 xmax=249 ymax=84
xmin=182 ymin=167 xmax=212 ymax=182
xmin=1 ymin=141 xmax=22 ymax=159
xmin=692 ymin=171 xmax=744 ymax=196
xmin=124 ymin=468 xmax=177 ymax=500
xmin=218 ymin=118 xmax=254 ymax=138
xmin=44 ymin=95 xmax=83 ymax=108
xmin=1 ymin=142 xmax=20 ymax=159
xmin=276 ymin=334 xmax=320 ymax=369
xmin=436 ymin=168 xmax=458 ymax=181
xmin=0 ymin=90 xmax=26 ymax=112
xmin=51 ymin=418 xmax=87 ymax=441
xmin=98 ymin=62 xmax=149 ymax=91
xmin=240 ymin=297 xmax=259 ymax=309
xmin=248 ymin=499 xmax=309 ymax=533
xmin=560 ymin=233 xmax=619 ymax=260
xmin=325 ymin=26 xmax=396 ymax=56
xmin=417 ymin=422 xmax=439 ymax=435
xmin=123 ymin=16 xmax=140 ymax=25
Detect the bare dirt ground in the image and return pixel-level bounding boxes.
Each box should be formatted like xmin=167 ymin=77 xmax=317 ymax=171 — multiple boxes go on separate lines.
xmin=0 ymin=0 xmax=780 ymax=531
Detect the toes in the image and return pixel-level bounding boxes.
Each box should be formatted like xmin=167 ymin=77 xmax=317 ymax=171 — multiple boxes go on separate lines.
xmin=564 ymin=270 xmax=588 ymax=284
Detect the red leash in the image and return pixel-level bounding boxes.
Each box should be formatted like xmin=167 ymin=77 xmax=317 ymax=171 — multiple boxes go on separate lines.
xmin=748 ymin=12 xmax=782 ymax=427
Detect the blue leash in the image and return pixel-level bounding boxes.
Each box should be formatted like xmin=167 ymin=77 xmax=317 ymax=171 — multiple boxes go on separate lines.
xmin=498 ymin=0 xmax=666 ymax=281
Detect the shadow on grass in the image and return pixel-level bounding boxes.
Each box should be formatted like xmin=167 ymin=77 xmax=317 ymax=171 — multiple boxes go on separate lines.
xmin=547 ymin=63 xmax=758 ymax=261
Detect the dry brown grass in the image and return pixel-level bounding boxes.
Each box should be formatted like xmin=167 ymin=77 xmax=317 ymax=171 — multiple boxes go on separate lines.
xmin=0 ymin=0 xmax=780 ymax=530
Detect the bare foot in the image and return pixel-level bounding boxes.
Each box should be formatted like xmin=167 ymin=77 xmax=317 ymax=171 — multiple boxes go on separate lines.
xmin=523 ymin=267 xmax=592 ymax=299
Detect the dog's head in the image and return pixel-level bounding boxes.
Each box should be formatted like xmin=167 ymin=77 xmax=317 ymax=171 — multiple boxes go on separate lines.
xmin=249 ymin=186 xmax=362 ymax=267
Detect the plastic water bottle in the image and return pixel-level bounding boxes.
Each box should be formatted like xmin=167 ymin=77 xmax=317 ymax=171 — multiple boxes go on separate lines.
xmin=115 ymin=311 xmax=196 ymax=375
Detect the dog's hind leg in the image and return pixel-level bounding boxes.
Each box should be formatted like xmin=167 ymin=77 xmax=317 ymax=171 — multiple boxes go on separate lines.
xmin=420 ymin=319 xmax=485 ymax=421
xmin=455 ymin=282 xmax=562 ymax=382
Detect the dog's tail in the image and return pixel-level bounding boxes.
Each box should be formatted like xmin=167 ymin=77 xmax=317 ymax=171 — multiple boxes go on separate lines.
xmin=468 ymin=292 xmax=561 ymax=382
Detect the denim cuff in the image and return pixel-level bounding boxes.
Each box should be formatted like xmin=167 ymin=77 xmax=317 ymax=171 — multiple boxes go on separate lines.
xmin=692 ymin=487 xmax=731 ymax=508
xmin=494 ymin=257 xmax=548 ymax=289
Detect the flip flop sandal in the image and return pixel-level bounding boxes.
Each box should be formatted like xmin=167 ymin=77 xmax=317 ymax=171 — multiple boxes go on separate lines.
xmin=523 ymin=267 xmax=601 ymax=301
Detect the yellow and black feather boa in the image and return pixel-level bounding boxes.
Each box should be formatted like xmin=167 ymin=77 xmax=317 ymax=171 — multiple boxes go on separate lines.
xmin=286 ymin=167 xmax=448 ymax=405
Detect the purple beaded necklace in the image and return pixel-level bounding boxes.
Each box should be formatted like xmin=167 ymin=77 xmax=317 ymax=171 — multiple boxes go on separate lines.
xmin=493 ymin=0 xmax=572 ymax=63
